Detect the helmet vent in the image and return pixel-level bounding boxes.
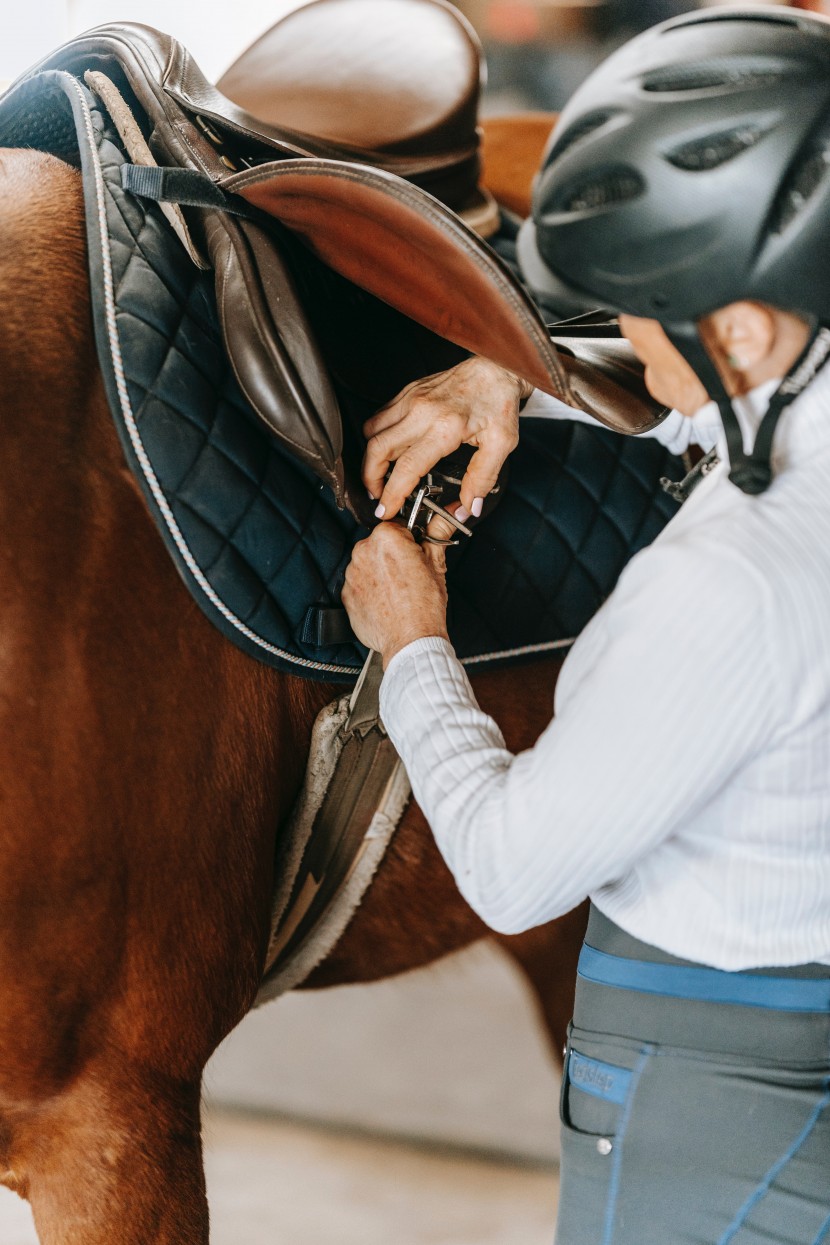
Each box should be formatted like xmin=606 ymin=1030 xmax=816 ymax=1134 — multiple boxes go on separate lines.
xmin=666 ymin=124 xmax=765 ymax=172
xmin=771 ymin=141 xmax=830 ymax=235
xmin=547 ymin=109 xmax=620 ymax=163
xmin=642 ymin=58 xmax=785 ymax=94
xmin=555 ymin=166 xmax=645 ymax=213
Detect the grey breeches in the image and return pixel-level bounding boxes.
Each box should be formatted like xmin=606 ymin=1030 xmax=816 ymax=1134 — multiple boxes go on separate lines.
xmin=555 ymin=907 xmax=830 ymax=1245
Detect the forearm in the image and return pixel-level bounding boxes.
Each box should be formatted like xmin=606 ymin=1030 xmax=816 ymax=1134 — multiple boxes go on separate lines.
xmin=379 ymin=550 xmax=777 ymax=936
xmin=380 ymin=639 xmax=627 ymax=933
xmin=380 ymin=638 xmax=553 ymax=933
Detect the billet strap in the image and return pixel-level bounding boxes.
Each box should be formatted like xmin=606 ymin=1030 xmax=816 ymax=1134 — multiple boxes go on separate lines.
xmin=346 ymin=648 xmax=386 ymax=734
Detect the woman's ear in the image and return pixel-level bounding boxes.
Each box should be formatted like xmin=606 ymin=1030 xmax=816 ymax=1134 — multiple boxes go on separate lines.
xmin=704 ymin=301 xmax=776 ymax=374
xmin=700 ymin=302 xmax=811 ymax=395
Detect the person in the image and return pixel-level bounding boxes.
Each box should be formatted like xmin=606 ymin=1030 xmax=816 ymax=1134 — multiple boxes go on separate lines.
xmin=342 ymin=7 xmax=830 ymax=1242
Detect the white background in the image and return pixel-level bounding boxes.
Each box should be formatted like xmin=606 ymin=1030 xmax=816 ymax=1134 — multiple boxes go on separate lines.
xmin=3 ymin=0 xmax=296 ymax=83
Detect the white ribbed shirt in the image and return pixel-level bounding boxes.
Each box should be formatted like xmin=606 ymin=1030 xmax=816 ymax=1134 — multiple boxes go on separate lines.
xmin=379 ymin=372 xmax=830 ymax=969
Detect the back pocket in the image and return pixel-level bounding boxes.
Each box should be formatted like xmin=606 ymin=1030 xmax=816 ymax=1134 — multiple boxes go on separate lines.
xmin=562 ymin=1047 xmax=632 ymax=1137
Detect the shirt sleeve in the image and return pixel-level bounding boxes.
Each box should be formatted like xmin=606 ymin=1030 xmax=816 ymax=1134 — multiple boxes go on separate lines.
xmin=521 ymin=389 xmax=720 ymax=454
xmin=379 ymin=544 xmax=778 ymax=934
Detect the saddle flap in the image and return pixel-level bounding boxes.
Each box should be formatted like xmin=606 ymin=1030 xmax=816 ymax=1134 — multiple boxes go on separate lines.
xmin=223 ymin=158 xmax=570 ymax=401
xmin=203 ymin=211 xmax=345 ymax=500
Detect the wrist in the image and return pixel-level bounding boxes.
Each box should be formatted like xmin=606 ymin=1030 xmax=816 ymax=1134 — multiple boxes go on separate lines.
xmin=382 ymin=626 xmax=450 ymax=670
xmin=501 ymin=367 xmax=534 ymax=404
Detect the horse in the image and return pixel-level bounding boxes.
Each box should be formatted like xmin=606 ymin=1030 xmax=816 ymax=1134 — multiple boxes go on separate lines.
xmin=0 ymin=142 xmax=586 ymax=1244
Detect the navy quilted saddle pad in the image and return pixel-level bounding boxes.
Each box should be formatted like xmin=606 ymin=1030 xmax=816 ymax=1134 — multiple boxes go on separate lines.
xmin=5 ymin=76 xmax=682 ymax=681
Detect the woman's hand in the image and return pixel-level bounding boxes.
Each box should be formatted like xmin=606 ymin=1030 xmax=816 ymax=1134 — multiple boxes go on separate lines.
xmin=342 ymin=521 xmax=451 ymax=667
xmin=362 ymin=356 xmax=532 ymax=521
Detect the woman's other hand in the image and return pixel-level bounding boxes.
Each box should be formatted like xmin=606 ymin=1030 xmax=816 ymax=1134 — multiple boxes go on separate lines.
xmin=362 ymin=356 xmax=532 ymax=521
xmin=343 ymin=519 xmax=452 ymax=667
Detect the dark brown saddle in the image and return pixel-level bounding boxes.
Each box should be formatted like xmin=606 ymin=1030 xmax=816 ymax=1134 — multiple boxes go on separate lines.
xmin=217 ymin=0 xmax=497 ymax=235
xmin=17 ymin=12 xmax=664 ymax=513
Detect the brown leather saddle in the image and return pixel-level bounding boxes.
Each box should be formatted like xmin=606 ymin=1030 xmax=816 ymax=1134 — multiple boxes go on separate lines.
xmin=13 ymin=7 xmax=665 ymax=517
xmin=217 ymin=0 xmax=498 ymax=236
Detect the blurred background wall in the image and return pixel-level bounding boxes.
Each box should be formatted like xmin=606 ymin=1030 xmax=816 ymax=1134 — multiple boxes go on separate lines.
xmin=6 ymin=1 xmax=828 ymax=98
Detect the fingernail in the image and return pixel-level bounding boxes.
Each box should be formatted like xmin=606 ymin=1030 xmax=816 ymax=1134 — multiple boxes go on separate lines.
xmin=367 ymin=488 xmax=375 ymax=500
xmin=471 ymin=497 xmax=484 ymax=518
xmin=455 ymin=505 xmax=470 ymax=522
xmin=374 ymin=503 xmax=386 ymax=519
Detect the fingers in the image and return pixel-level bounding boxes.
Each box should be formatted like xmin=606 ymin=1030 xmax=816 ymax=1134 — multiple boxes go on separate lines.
xmin=361 ymin=356 xmax=523 ymax=519
xmin=362 ymin=378 xmax=447 ymax=505
xmin=422 ymin=511 xmax=457 ymax=576
xmin=363 ymin=416 xmax=461 ymax=518
xmin=362 ymin=377 xmax=424 ymax=439
xmin=362 ymin=431 xmax=396 ymax=508
xmin=457 ymin=426 xmax=518 ymax=518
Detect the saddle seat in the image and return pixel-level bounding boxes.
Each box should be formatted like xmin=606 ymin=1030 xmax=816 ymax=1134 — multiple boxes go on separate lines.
xmin=217 ymin=0 xmax=495 ymax=231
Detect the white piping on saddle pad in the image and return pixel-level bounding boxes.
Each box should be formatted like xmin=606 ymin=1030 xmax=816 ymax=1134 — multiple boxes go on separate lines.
xmin=255 ymin=692 xmax=412 ymax=1004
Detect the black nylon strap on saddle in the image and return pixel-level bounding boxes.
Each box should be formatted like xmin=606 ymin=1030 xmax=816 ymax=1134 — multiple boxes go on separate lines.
xmin=120 ymin=163 xmax=259 ymax=218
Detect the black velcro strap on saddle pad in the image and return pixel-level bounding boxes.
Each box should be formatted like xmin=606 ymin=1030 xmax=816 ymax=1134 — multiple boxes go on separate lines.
xmin=120 ymin=163 xmax=258 ymax=218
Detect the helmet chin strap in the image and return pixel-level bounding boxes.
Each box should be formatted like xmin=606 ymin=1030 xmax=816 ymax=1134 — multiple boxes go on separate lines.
xmin=666 ymin=321 xmax=830 ymax=496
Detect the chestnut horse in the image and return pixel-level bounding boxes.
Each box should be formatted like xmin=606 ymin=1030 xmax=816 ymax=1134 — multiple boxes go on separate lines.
xmin=0 ymin=144 xmax=584 ymax=1243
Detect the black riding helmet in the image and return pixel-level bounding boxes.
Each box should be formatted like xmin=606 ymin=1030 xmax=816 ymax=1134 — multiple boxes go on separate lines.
xmin=518 ymin=5 xmax=830 ymax=493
